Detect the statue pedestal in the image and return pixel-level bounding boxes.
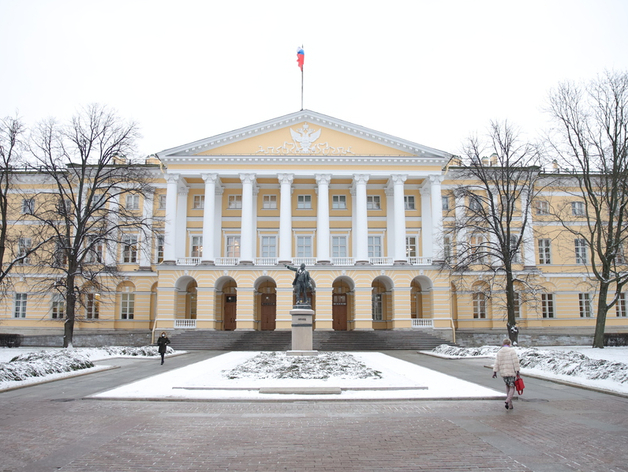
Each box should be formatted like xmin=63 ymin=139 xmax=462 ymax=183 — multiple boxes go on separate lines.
xmin=287 ymin=306 xmax=318 ymax=357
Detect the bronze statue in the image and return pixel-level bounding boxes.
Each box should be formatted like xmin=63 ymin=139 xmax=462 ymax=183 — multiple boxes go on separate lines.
xmin=285 ymin=263 xmax=314 ymax=305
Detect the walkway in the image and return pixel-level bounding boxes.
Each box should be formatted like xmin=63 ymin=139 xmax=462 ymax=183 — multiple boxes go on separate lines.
xmin=0 ymin=350 xmax=627 ymax=471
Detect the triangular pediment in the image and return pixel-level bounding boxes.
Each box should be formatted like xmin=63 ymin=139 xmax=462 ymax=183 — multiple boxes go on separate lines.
xmin=158 ymin=110 xmax=450 ymax=161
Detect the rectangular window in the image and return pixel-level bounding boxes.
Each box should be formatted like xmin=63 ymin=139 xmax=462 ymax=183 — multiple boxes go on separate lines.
xmin=122 ymin=235 xmax=138 ymax=263
xmin=513 ymin=293 xmax=521 ymax=318
xmin=86 ymin=236 xmax=103 ymax=264
xmin=263 ymin=195 xmax=277 ymax=209
xmin=51 ymin=294 xmax=65 ymax=319
xmin=126 ymin=194 xmax=140 ymax=210
xmin=22 ymin=198 xmax=34 ymax=214
xmin=579 ymin=293 xmax=593 ymax=318
xmin=191 ymin=236 xmax=203 ymax=258
xmin=542 ymin=293 xmax=554 ymax=318
xmin=617 ymin=293 xmax=627 ymax=317
xmin=14 ymin=293 xmax=27 ymax=318
xmin=406 ymin=236 xmax=417 ymax=258
xmin=158 ymin=194 xmax=167 ymax=209
xmin=443 ymin=235 xmax=452 ymax=260
xmin=536 ymin=200 xmax=549 ymax=215
xmin=367 ymin=195 xmax=381 ymax=210
xmin=404 ymin=195 xmax=415 ymax=210
xmin=226 ymin=236 xmax=241 ymax=257
xmin=332 ymin=195 xmax=346 ymax=209
xmin=538 ymin=238 xmax=551 ymax=265
xmin=510 ymin=235 xmax=520 ymax=263
xmin=575 ymin=238 xmax=588 ymax=264
xmin=332 ymin=236 xmax=347 ymax=258
xmin=572 ymin=201 xmax=585 ymax=216
xmin=297 ymin=195 xmax=312 ymax=209
xmin=441 ymin=195 xmax=450 ymax=211
xmin=368 ymin=236 xmax=382 ymax=258
xmin=121 ymin=293 xmax=135 ymax=320
xmin=296 ymin=235 xmax=312 ymax=257
xmin=54 ymin=240 xmax=67 ymax=266
xmin=469 ymin=195 xmax=482 ymax=212
xmin=473 ymin=292 xmax=486 ymax=319
xmin=86 ymin=293 xmax=99 ymax=319
xmin=18 ymin=237 xmax=31 ymax=264
xmin=156 ymin=235 xmax=164 ymax=263
xmin=261 ymin=236 xmax=277 ymax=258
xmin=193 ymin=195 xmax=205 ymax=209
xmin=228 ymin=195 xmax=242 ymax=209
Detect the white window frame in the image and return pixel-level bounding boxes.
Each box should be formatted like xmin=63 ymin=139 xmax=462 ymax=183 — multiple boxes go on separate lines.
xmin=156 ymin=235 xmax=165 ymax=263
xmin=406 ymin=236 xmax=417 ymax=258
xmin=296 ymin=235 xmax=313 ymax=258
xmin=122 ymin=235 xmax=138 ymax=263
xmin=226 ymin=235 xmax=241 ymax=258
xmin=262 ymin=194 xmax=277 ymax=209
xmin=617 ymin=293 xmax=628 ymax=317
xmin=51 ymin=294 xmax=65 ymax=319
xmin=85 ymin=293 xmax=99 ymax=319
xmin=368 ymin=235 xmax=382 ymax=258
xmin=260 ymin=235 xmax=277 ymax=258
xmin=297 ymin=195 xmax=312 ymax=209
xmin=572 ymin=201 xmax=585 ymax=216
xmin=193 ymin=195 xmax=205 ymax=209
xmin=542 ymin=293 xmax=554 ymax=318
xmin=18 ymin=237 xmax=32 ymax=264
xmin=538 ymin=238 xmax=551 ymax=265
xmin=332 ymin=195 xmax=347 ymax=209
xmin=579 ymin=293 xmax=593 ymax=318
xmin=575 ymin=238 xmax=588 ymax=264
xmin=332 ymin=235 xmax=347 ymax=258
xmin=228 ymin=195 xmax=242 ymax=209
xmin=536 ymin=200 xmax=549 ymax=215
xmin=158 ymin=194 xmax=167 ymax=209
xmin=86 ymin=235 xmax=103 ymax=264
xmin=441 ymin=195 xmax=450 ymax=211
xmin=126 ymin=194 xmax=140 ymax=210
xmin=121 ymin=292 xmax=135 ymax=320
xmin=510 ymin=234 xmax=521 ymax=263
xmin=404 ymin=195 xmax=415 ymax=210
xmin=14 ymin=293 xmax=27 ymax=318
xmin=473 ymin=292 xmax=486 ymax=319
xmin=191 ymin=235 xmax=203 ymax=258
xmin=367 ymin=195 xmax=381 ymax=210
xmin=469 ymin=194 xmax=482 ymax=212
xmin=22 ymin=198 xmax=34 ymax=214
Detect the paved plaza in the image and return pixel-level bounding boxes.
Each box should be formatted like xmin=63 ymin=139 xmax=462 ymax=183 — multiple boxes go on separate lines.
xmin=1 ymin=350 xmax=628 ymax=472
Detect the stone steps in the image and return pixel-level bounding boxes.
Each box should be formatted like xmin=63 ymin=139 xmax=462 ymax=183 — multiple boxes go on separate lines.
xmin=168 ymin=329 xmax=453 ymax=351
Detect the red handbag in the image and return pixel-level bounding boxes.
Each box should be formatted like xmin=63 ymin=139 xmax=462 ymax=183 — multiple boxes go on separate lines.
xmin=514 ymin=375 xmax=525 ymax=395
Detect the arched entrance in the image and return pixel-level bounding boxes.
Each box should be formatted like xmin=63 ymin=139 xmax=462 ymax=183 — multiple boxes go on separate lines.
xmin=175 ymin=276 xmax=198 ymax=321
xmin=332 ymin=277 xmax=354 ymax=331
xmin=372 ymin=276 xmax=393 ymax=329
xmin=215 ymin=277 xmax=237 ymax=331
xmin=256 ymin=277 xmax=277 ymax=331
xmin=411 ymin=276 xmax=434 ymax=322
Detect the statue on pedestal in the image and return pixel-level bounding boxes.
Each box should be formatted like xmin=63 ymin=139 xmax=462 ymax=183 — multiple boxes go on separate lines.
xmin=285 ymin=263 xmax=314 ymax=306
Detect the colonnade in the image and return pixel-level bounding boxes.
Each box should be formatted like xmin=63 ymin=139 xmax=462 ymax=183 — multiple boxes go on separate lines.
xmin=162 ymin=173 xmax=444 ymax=265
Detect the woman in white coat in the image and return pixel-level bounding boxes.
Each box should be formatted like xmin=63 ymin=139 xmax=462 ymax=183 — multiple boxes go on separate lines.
xmin=492 ymin=338 xmax=520 ymax=410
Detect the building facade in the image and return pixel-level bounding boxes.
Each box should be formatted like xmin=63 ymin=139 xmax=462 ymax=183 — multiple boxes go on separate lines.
xmin=2 ymin=110 xmax=627 ymax=344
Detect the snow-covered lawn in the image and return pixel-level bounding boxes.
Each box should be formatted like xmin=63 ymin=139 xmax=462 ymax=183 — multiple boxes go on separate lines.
xmin=429 ymin=344 xmax=628 ymax=395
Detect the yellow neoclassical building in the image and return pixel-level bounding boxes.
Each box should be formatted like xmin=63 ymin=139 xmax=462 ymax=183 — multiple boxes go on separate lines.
xmin=2 ymin=110 xmax=627 ymax=346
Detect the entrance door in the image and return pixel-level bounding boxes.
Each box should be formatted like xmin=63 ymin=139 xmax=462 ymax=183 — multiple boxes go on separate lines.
xmin=332 ymin=293 xmax=347 ymax=331
xmin=224 ymin=295 xmax=237 ymax=331
xmin=260 ymin=293 xmax=276 ymax=331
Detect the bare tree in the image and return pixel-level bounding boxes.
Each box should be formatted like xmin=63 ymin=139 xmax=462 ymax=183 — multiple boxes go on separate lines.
xmin=445 ymin=121 xmax=545 ymax=343
xmin=28 ymin=104 xmax=156 ymax=347
xmin=0 ymin=115 xmax=52 ymax=294
xmin=547 ymin=71 xmax=628 ymax=348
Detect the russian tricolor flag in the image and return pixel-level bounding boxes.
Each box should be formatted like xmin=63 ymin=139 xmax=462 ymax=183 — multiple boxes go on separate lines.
xmin=296 ymin=47 xmax=304 ymax=71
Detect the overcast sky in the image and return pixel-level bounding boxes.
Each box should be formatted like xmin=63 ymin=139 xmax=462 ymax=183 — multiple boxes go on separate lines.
xmin=1 ymin=0 xmax=627 ymax=158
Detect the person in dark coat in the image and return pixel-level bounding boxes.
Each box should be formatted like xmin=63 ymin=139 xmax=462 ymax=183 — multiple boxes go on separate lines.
xmin=157 ymin=331 xmax=170 ymax=365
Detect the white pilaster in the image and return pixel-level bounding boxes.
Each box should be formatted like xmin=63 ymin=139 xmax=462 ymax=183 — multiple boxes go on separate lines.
xmin=278 ymin=173 xmax=294 ymax=263
xmin=139 ymin=192 xmax=154 ymax=268
xmin=239 ymin=173 xmax=256 ymax=264
xmin=201 ymin=173 xmax=219 ymax=264
xmin=353 ymin=174 xmax=370 ymax=264
xmin=175 ymin=185 xmax=189 ymax=260
xmin=521 ymin=188 xmax=535 ymax=267
xmin=420 ymin=185 xmax=433 ymax=259
xmin=315 ymin=174 xmax=331 ymax=264
xmin=391 ymin=174 xmax=408 ymax=263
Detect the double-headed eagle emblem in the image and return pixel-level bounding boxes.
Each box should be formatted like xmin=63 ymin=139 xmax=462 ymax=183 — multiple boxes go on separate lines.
xmin=290 ymin=123 xmax=321 ymax=153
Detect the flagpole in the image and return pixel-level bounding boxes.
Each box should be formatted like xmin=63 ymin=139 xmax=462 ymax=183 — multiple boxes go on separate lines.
xmin=301 ymin=65 xmax=304 ymax=111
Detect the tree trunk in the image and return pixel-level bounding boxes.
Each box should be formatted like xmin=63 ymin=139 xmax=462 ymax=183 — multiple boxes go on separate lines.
xmin=63 ymin=274 xmax=77 ymax=348
xmin=593 ymin=281 xmax=610 ymax=348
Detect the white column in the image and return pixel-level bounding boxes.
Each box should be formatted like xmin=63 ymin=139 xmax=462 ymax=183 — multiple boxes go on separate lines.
xmin=201 ymin=173 xmax=219 ymax=265
xmin=175 ymin=185 xmax=188 ymax=260
xmin=420 ymin=186 xmax=433 ymax=259
xmin=239 ymin=173 xmax=256 ymax=264
xmin=139 ymin=192 xmax=154 ymax=268
xmin=429 ymin=175 xmax=444 ymax=261
xmin=278 ymin=173 xmax=294 ymax=263
xmin=163 ymin=175 xmax=179 ymax=263
xmin=106 ymin=194 xmax=119 ymax=266
xmin=316 ymin=174 xmax=331 ymax=264
xmin=353 ymin=174 xmax=370 ymax=264
xmin=391 ymin=174 xmax=408 ymax=264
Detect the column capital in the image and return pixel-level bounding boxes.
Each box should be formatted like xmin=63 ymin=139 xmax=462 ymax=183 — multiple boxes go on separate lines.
xmin=390 ymin=174 xmax=408 ymax=185
xmin=315 ymin=174 xmax=332 ymax=185
xmin=277 ymin=173 xmax=294 ymax=185
xmin=353 ymin=174 xmax=370 ymax=185
xmin=201 ymin=173 xmax=220 ymax=184
xmin=166 ymin=173 xmax=180 ymax=184
xmin=239 ymin=173 xmax=257 ymax=184
xmin=428 ymin=174 xmax=444 ymax=186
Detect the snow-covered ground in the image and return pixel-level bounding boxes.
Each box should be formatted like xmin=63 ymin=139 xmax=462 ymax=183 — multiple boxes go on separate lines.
xmin=2 ymin=344 xmax=628 ymax=400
